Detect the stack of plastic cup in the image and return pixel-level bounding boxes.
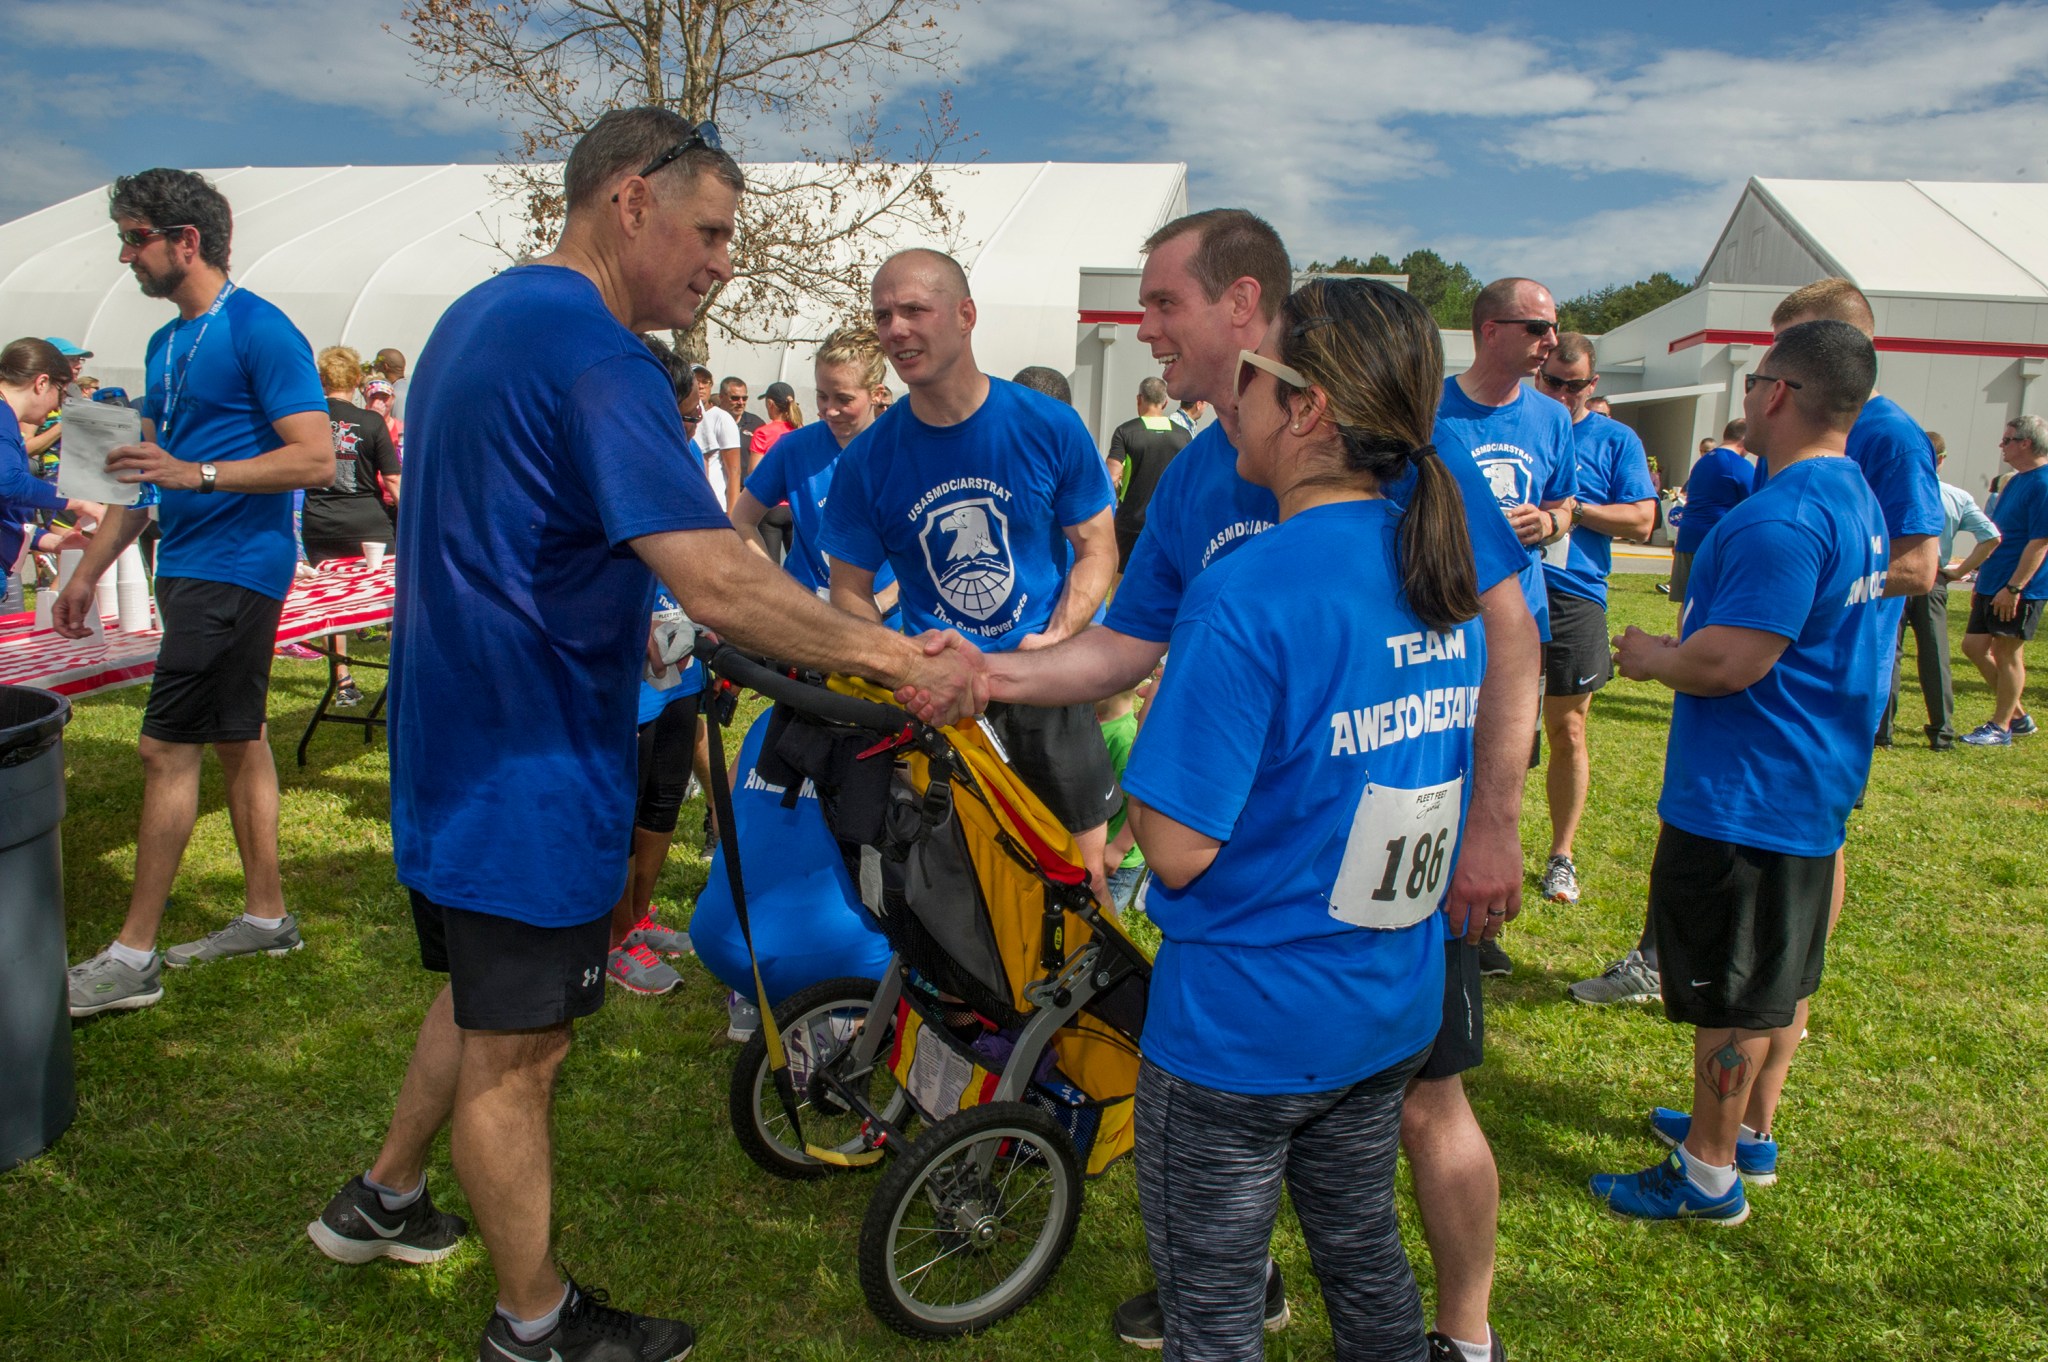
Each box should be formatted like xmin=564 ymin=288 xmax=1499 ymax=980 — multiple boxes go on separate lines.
xmin=115 ymin=544 xmax=151 ymax=632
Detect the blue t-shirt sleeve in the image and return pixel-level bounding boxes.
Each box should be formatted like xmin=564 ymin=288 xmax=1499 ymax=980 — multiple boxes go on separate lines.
xmin=560 ymin=354 xmax=731 ymax=547
xmin=1102 ymin=501 xmax=1184 ymax=642
xmin=1122 ymin=613 xmax=1273 ymax=843
xmin=1607 ymin=430 xmax=1658 ymax=505
xmin=1539 ymin=422 xmax=1577 ymax=503
xmin=0 ymin=441 xmax=66 ymax=512
xmin=240 ymin=306 xmax=327 ymax=425
xmin=1435 ymin=443 xmax=1526 ymax=595
xmin=1696 ymin=517 xmax=1824 ymax=641
xmin=743 ymin=444 xmax=792 ymax=507
xmin=1866 ymin=429 xmax=1942 ymax=539
xmin=1053 ymin=416 xmax=1116 ymax=527
xmin=817 ymin=451 xmax=887 ymax=573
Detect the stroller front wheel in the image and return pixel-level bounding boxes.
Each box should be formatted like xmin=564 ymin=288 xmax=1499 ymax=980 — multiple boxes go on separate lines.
xmin=728 ymin=976 xmax=910 ymax=1180
xmin=858 ymin=1100 xmax=1083 ymax=1337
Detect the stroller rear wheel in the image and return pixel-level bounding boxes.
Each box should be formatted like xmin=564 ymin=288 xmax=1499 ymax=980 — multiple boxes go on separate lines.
xmin=729 ymin=976 xmax=910 ymax=1180
xmin=858 ymin=1100 xmax=1083 ymax=1337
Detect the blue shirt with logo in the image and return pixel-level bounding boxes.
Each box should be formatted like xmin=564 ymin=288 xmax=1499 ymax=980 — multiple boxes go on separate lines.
xmin=1125 ymin=499 xmax=1484 ymax=1094
xmin=1545 ymin=412 xmax=1657 ymax=608
xmin=1674 ymin=447 xmax=1756 ymax=555
xmin=1105 ymin=419 xmax=1527 ymax=645
xmin=1976 ymin=465 xmax=2048 ymax=600
xmin=1432 ymin=378 xmax=1576 ymax=641
xmin=391 ymin=266 xmax=732 ymax=926
xmin=743 ymin=420 xmax=898 ymax=607
xmin=1660 ymin=457 xmax=1890 ymax=858
xmin=141 ymin=286 xmax=326 ymax=599
xmin=818 ymin=378 xmax=1112 ymax=651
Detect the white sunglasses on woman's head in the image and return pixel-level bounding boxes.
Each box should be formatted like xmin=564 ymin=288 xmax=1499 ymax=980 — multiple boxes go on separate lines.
xmin=1235 ymin=349 xmax=1309 ymax=398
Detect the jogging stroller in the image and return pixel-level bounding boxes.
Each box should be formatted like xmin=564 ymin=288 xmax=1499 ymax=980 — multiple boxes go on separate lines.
xmin=694 ymin=639 xmax=1152 ymax=1339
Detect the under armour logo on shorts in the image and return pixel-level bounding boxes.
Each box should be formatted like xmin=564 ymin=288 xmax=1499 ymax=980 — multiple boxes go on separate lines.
xmin=581 ymin=966 xmax=601 ymax=989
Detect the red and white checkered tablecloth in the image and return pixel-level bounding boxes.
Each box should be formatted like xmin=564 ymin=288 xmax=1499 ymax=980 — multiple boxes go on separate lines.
xmin=0 ymin=558 xmax=395 ymax=699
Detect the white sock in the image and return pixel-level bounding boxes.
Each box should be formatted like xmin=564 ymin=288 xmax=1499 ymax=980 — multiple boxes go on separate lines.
xmin=500 ymin=1282 xmax=571 ymax=1343
xmin=1449 ymin=1334 xmax=1492 ymax=1362
xmin=363 ymin=1172 xmax=423 ymax=1212
xmin=1677 ymin=1144 xmax=1738 ymax=1196
xmin=240 ymin=913 xmax=286 ymax=931
xmin=107 ymin=940 xmax=155 ymax=970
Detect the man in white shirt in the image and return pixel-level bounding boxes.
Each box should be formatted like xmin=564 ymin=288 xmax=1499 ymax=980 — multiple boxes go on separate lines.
xmin=1882 ymin=432 xmax=2000 ymax=749
xmin=691 ymin=363 xmax=743 ymax=510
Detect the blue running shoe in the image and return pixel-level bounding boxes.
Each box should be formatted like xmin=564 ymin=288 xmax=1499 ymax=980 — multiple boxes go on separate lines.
xmin=2012 ymin=713 xmax=2037 ymax=737
xmin=1590 ymin=1151 xmax=1749 ymax=1225
xmin=1649 ymin=1107 xmax=1778 ymax=1185
xmin=1961 ymin=722 xmax=2013 ymax=747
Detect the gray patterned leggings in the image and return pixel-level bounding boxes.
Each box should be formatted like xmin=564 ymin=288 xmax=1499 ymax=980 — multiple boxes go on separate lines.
xmin=1134 ymin=1052 xmax=1430 ymax=1362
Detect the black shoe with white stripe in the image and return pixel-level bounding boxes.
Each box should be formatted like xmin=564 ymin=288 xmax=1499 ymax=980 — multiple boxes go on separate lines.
xmin=476 ymin=1280 xmax=694 ymax=1362
xmin=307 ymin=1174 xmax=467 ymax=1265
xmin=1112 ymin=1261 xmax=1289 ymax=1348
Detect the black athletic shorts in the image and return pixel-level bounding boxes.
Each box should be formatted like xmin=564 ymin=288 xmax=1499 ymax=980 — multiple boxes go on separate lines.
xmin=1648 ymin=824 xmax=1834 ymax=1031
xmin=1669 ymin=550 xmax=1694 ymax=607
xmin=410 ymin=890 xmax=610 ymax=1031
xmin=1544 ymin=590 xmax=1613 ymax=696
xmin=1965 ymin=592 xmax=2044 ymax=641
xmin=983 ymin=700 xmax=1120 ymax=834
xmin=1417 ymin=936 xmax=1484 ymax=1080
xmin=142 ymin=576 xmax=284 ymax=745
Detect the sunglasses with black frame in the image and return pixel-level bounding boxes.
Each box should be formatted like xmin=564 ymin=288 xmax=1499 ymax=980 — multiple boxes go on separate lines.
xmin=611 ymin=122 xmax=724 ymax=203
xmin=1537 ymin=369 xmax=1597 ymax=394
xmin=1491 ymin=317 xmax=1559 ymax=337
xmin=1743 ymin=372 xmax=1803 ymax=392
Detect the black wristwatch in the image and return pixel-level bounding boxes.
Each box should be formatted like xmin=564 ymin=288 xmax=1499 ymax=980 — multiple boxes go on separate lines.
xmin=2006 ymin=582 xmax=2028 ymax=596
xmin=199 ymin=463 xmax=218 ymax=494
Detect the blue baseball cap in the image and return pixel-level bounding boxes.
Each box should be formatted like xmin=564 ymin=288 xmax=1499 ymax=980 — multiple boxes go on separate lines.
xmin=45 ymin=337 xmax=91 ymax=358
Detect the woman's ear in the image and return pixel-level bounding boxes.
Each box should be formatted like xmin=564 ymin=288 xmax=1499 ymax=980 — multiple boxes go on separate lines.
xmin=1290 ymin=385 xmax=1330 ymax=437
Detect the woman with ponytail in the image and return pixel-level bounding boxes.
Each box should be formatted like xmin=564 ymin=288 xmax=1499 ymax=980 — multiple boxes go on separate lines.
xmin=1 ymin=338 xmax=105 ymax=594
xmin=1119 ymin=278 xmax=1483 ymax=1361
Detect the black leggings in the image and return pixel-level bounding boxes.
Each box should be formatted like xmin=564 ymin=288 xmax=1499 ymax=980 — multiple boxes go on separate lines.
xmin=635 ymin=694 xmax=701 ymax=834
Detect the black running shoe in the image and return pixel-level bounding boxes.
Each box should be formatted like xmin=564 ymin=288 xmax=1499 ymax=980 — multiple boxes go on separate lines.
xmin=476 ymin=1281 xmax=694 ymax=1362
xmin=1427 ymin=1327 xmax=1507 ymax=1361
xmin=1477 ymin=938 xmax=1514 ymax=978
xmin=1112 ymin=1261 xmax=1289 ymax=1349
xmin=306 ymin=1174 xmax=468 ymax=1265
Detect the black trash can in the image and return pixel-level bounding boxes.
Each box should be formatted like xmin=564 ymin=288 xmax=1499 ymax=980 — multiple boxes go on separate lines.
xmin=0 ymin=685 xmax=75 ymax=1170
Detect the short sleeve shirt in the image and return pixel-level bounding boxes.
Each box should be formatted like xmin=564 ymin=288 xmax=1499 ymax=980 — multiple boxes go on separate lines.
xmin=741 ymin=421 xmax=895 ymax=602
xmin=1545 ymin=411 xmax=1658 ymax=608
xmin=1675 ymin=447 xmax=1758 ymax=554
xmin=390 ymin=266 xmax=732 ymax=926
xmin=1432 ymin=378 xmax=1577 ymax=641
xmin=817 ymin=378 xmax=1113 ymax=651
xmin=1659 ymin=457 xmax=1890 ymax=858
xmin=1976 ymin=465 xmax=2048 ymax=600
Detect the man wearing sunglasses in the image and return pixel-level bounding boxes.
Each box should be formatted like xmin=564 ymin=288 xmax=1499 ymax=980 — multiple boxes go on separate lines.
xmin=59 ymin=168 xmax=333 ymax=1019
xmin=1532 ymin=336 xmax=1657 ymax=911
xmin=308 ymin=108 xmax=978 ymax=1362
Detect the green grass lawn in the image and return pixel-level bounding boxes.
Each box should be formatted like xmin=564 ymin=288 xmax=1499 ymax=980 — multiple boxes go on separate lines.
xmin=4 ymin=575 xmax=2045 ymax=1360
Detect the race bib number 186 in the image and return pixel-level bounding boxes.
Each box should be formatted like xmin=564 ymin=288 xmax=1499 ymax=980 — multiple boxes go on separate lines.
xmin=1327 ymin=777 xmax=1463 ymax=930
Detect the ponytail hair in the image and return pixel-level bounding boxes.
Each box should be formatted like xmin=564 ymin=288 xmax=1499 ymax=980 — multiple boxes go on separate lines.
xmin=763 ymin=380 xmax=803 ymax=427
xmin=1277 ymin=278 xmax=1479 ymax=632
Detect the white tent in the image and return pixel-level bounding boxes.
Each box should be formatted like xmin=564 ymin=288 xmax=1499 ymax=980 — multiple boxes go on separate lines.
xmin=0 ymin=161 xmax=1188 ymax=413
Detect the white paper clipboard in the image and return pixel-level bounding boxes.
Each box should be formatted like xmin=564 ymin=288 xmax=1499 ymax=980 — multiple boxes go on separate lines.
xmin=54 ymin=400 xmax=146 ymax=507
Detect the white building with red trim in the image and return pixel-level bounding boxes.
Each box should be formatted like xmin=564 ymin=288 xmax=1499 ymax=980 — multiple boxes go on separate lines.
xmin=1591 ymin=178 xmax=2048 ymax=500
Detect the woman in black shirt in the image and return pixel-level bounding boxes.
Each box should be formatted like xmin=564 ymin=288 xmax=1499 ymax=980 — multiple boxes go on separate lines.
xmin=309 ymin=346 xmax=402 ymax=705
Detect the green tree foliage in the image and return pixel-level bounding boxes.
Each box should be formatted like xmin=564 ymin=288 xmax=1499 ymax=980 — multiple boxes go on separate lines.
xmin=1308 ymin=251 xmax=1692 ymax=334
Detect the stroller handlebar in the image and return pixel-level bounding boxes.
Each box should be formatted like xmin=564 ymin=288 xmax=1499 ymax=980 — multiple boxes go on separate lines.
xmin=692 ymin=634 xmax=914 ymax=734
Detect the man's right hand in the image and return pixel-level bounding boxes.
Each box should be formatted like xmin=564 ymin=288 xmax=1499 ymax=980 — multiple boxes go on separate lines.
xmin=50 ymin=579 xmax=99 ymax=638
xmin=897 ymin=631 xmax=987 ymax=725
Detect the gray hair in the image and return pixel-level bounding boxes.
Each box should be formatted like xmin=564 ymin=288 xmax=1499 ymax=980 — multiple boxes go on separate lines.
xmin=563 ymin=107 xmax=744 ymax=215
xmin=1137 ymin=376 xmax=1169 ymax=407
xmin=2008 ymin=413 xmax=2048 ymax=456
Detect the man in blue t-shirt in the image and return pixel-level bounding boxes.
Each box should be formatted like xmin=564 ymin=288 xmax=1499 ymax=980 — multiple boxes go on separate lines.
xmin=820 ymin=248 xmax=1124 ymax=884
xmin=1671 ymin=420 xmax=1756 ymax=607
xmin=55 ymin=169 xmax=334 ymax=1022
xmin=302 ymin=111 xmax=978 ymax=1362
xmin=1958 ymin=414 xmax=2048 ymax=745
xmin=1595 ymin=320 xmax=1890 ymax=1226
xmin=1531 ymin=335 xmax=1657 ymax=910
xmin=894 ymin=209 xmax=1538 ymax=1362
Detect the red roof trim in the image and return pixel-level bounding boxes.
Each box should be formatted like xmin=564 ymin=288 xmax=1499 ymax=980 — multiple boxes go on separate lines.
xmin=1079 ymin=309 xmax=1144 ymax=326
xmin=1669 ymin=328 xmax=2048 ymax=359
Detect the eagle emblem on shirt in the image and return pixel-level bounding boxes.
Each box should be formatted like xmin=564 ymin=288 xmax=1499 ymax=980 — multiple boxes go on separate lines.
xmin=918 ymin=497 xmax=1014 ymax=621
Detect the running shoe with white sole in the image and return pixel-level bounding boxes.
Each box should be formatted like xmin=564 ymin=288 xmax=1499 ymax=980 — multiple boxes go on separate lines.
xmin=1649 ymin=1107 xmax=1779 ymax=1185
xmin=726 ymin=990 xmax=760 ymax=1042
xmin=1961 ymin=721 xmax=2013 ymax=747
xmin=2011 ymin=713 xmax=2037 ymax=736
xmin=67 ymin=949 xmax=164 ymax=1018
xmin=165 ymin=913 xmax=305 ymax=968
xmin=1590 ymin=1151 xmax=1749 ymax=1225
xmin=1112 ymin=1261 xmax=1288 ymax=1349
xmin=1427 ymin=1327 xmax=1506 ymax=1361
xmin=1566 ymin=949 xmax=1660 ymax=1005
xmin=1539 ymin=854 xmax=1580 ymax=905
xmin=475 ymin=1279 xmax=693 ymax=1362
xmin=307 ymin=1174 xmax=468 ymax=1265
xmin=621 ymin=913 xmax=692 ymax=958
xmin=1476 ymin=938 xmax=1514 ymax=978
xmin=606 ymin=944 xmax=681 ymax=996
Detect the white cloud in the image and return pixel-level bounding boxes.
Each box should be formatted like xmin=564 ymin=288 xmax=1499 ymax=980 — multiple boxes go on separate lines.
xmin=0 ymin=142 xmax=110 ymax=222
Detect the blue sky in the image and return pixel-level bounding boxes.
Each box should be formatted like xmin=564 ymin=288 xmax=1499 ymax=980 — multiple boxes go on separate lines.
xmin=6 ymin=0 xmax=2046 ymax=294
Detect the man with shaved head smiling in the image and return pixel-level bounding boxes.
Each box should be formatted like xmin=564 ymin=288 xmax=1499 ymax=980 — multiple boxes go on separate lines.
xmin=821 ymin=247 xmax=1123 ymax=884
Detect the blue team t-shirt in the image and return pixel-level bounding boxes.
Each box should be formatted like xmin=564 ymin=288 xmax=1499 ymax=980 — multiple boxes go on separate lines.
xmin=1 ymin=416 xmax=68 ymax=578
xmin=1546 ymin=412 xmax=1658 ymax=608
xmin=142 ymin=285 xmax=326 ymax=599
xmin=1124 ymin=499 xmax=1484 ymax=1094
xmin=1674 ymin=446 xmax=1757 ymax=554
xmin=1975 ymin=465 xmax=2048 ymax=600
xmin=390 ymin=265 xmax=732 ymax=926
xmin=1433 ymin=377 xmax=1576 ymax=641
xmin=742 ymin=421 xmax=898 ymax=606
xmin=1659 ymin=457 xmax=1890 ymax=858
xmin=1104 ymin=419 xmax=1527 ymax=644
xmin=817 ymin=378 xmax=1112 ymax=651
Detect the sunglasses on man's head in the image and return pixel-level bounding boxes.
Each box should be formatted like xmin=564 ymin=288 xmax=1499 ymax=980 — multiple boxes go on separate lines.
xmin=116 ymin=224 xmax=192 ymax=248
xmin=1492 ymin=318 xmax=1558 ymax=337
xmin=612 ymin=122 xmax=724 ymax=202
xmin=1537 ymin=370 xmax=1596 ymax=394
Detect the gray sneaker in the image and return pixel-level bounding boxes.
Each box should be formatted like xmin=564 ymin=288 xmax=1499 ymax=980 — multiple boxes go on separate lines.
xmin=69 ymin=948 xmax=164 ymax=1017
xmin=165 ymin=913 xmax=305 ymax=969
xmin=727 ymin=989 xmax=761 ymax=1042
xmin=1567 ymin=949 xmax=1661 ymax=1006
xmin=1540 ymin=854 xmax=1581 ymax=904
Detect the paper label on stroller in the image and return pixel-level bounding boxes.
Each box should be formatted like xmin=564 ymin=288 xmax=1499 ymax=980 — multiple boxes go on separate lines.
xmin=904 ymin=1025 xmax=979 ymax=1117
xmin=1327 ymin=776 xmax=1463 ymax=930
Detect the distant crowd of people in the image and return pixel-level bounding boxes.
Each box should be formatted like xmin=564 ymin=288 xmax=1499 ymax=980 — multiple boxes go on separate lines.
xmin=22 ymin=106 xmax=2047 ymax=1362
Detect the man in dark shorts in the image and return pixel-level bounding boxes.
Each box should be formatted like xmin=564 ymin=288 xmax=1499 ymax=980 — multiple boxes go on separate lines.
xmin=1531 ymin=335 xmax=1657 ymax=907
xmin=1595 ymin=320 xmax=1891 ymax=1225
xmin=1958 ymin=414 xmax=2048 ymax=745
xmin=1105 ymin=375 xmax=1191 ymax=572
xmin=302 ymin=110 xmax=978 ymax=1362
xmin=56 ymin=168 xmax=334 ymax=1019
xmin=821 ymin=248 xmax=1122 ymax=888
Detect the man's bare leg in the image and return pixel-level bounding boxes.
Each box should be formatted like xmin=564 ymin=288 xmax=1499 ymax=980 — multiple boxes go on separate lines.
xmin=450 ymin=1022 xmax=574 ymax=1319
xmin=1402 ymin=1074 xmax=1497 ymax=1345
xmin=115 ymin=736 xmax=206 ymax=951
xmin=1742 ymin=998 xmax=1809 ymax=1137
xmin=1542 ymin=693 xmax=1594 ymax=859
xmin=215 ymin=731 xmax=286 ymax=920
xmin=1684 ymin=1028 xmax=1774 ymax=1168
xmin=368 ymin=986 xmax=463 ymax=1194
xmin=1990 ymin=636 xmax=2026 ymax=727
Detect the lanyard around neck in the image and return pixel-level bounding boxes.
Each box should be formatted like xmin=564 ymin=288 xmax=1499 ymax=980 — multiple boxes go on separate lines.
xmin=159 ymin=279 xmax=237 ymax=448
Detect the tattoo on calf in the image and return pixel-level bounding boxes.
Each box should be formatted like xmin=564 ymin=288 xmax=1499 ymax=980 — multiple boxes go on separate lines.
xmin=1702 ymin=1033 xmax=1753 ymax=1103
